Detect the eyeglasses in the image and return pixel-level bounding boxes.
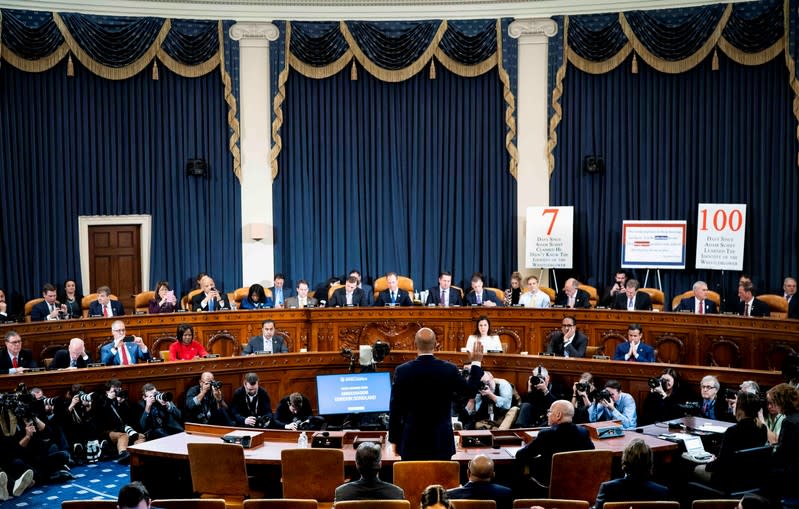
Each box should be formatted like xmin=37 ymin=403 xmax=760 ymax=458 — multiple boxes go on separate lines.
xmin=701 ymin=385 xmax=716 ymax=390
xmin=6 ymin=340 xmax=21 ymax=344
xmin=561 ymin=323 xmax=574 ymax=327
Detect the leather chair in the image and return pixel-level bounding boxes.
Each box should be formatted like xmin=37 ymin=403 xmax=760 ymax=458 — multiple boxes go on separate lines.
xmin=686 ymin=445 xmax=773 ymax=498
xmin=540 ymin=287 xmax=556 ymax=305
xmin=513 ymin=499 xmax=589 ymax=509
xmin=134 ymin=291 xmax=155 ymax=313
xmin=24 ymin=297 xmax=44 ymax=322
xmin=233 ymin=287 xmax=250 ymax=308
xmin=393 ymin=460 xmax=460 ymax=509
xmin=548 ymin=450 xmax=613 ymax=504
xmin=604 ymin=503 xmax=680 ymax=509
xmin=450 ymin=500 xmax=497 ymax=509
xmin=181 ymin=288 xmax=203 ymax=311
xmin=244 ymin=501 xmax=318 ymax=509
xmin=153 ymin=500 xmax=227 ymax=509
xmin=579 ymin=284 xmax=599 ymax=308
xmin=671 ymin=290 xmax=721 ymax=312
xmin=486 ymin=287 xmax=505 ymax=303
xmin=452 ymin=285 xmax=465 ymax=299
xmin=335 ymin=501 xmax=411 ymax=509
xmin=373 ymin=275 xmax=414 ymax=301
xmin=757 ymin=294 xmax=788 ymax=318
xmin=187 ymin=442 xmax=264 ymax=509
xmin=639 ymin=288 xmax=665 ymax=311
xmin=691 ymin=500 xmax=740 ymax=509
xmin=280 ymin=448 xmax=344 ymax=509
xmin=81 ymin=293 xmax=119 ymax=318
xmin=62 ymin=502 xmax=118 ymax=509
xmin=328 ymin=283 xmax=344 ymax=300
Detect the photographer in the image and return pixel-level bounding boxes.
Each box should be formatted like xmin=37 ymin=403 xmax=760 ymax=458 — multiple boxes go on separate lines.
xmin=464 ymin=371 xmax=515 ymax=429
xmin=588 ymin=380 xmax=637 ymax=429
xmin=60 ymin=384 xmax=101 ymax=464
xmin=230 ymin=372 xmax=273 ymax=428
xmin=94 ymin=378 xmax=145 ymax=464
xmin=1 ymin=402 xmax=72 ymax=484
xmin=516 ymin=366 xmax=558 ymax=428
xmin=274 ymin=392 xmax=314 ymax=430
xmin=138 ymin=383 xmax=183 ymax=440
xmin=184 ymin=372 xmax=232 ymax=426
xmin=641 ymin=368 xmax=685 ymax=425
xmin=570 ymin=372 xmax=595 ymax=424
xmin=29 ymin=387 xmax=70 ymax=458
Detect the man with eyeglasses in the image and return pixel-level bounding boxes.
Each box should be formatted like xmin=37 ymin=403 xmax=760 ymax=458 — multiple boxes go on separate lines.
xmin=697 ymin=375 xmax=722 ymax=420
xmin=100 ymin=320 xmax=150 ymax=366
xmin=547 ymin=316 xmax=588 ymax=357
xmin=1 ymin=331 xmax=36 ymax=374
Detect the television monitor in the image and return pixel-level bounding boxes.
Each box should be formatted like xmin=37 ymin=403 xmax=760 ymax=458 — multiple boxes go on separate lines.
xmin=316 ymin=372 xmax=392 ymax=415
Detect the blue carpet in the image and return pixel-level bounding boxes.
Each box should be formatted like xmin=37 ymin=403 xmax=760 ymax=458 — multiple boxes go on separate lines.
xmin=2 ymin=461 xmax=130 ymax=508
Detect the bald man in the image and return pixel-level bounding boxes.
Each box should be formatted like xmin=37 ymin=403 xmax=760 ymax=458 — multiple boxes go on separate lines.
xmin=515 ymin=400 xmax=595 ymax=495
xmin=388 ymin=327 xmax=484 ymax=460
xmin=50 ymin=338 xmax=93 ymax=369
xmin=448 ymin=454 xmax=513 ymax=509
xmin=554 ymin=278 xmax=592 ymax=308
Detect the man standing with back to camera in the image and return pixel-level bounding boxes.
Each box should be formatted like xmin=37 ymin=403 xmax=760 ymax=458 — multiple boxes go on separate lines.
xmin=389 ymin=327 xmax=484 ymax=460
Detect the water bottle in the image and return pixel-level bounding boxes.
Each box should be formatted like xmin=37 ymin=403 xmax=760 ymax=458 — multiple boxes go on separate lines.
xmin=297 ymin=431 xmax=308 ymax=448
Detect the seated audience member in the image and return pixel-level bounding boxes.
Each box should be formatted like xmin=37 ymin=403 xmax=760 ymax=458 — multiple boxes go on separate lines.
xmin=49 ymin=337 xmax=92 ymax=369
xmin=117 ymin=481 xmax=153 ymax=509
xmin=375 ymin=272 xmax=413 ymax=307
xmin=515 ymin=400 xmax=594 ymax=495
xmin=1 ymin=331 xmax=37 ymax=374
xmin=58 ymin=279 xmax=83 ymax=319
xmin=674 ymin=280 xmax=718 ymax=314
xmin=594 ymin=439 xmax=671 ymax=509
xmin=31 ymin=283 xmax=67 ymax=321
xmin=611 ymin=279 xmax=652 ymax=311
xmin=570 ymin=372 xmax=596 ymax=424
xmin=737 ymin=284 xmax=770 ymax=317
xmin=191 ymin=275 xmax=232 ymax=311
xmin=94 ymin=378 xmax=145 ymax=464
xmin=464 ymin=274 xmax=502 ymax=307
xmin=516 ymin=366 xmax=558 ymax=428
xmin=554 ymin=278 xmax=591 ymax=308
xmin=138 ymin=383 xmax=183 ymax=440
xmin=696 ymin=375 xmax=724 ymax=420
xmin=693 ymin=391 xmax=768 ymax=490
xmin=184 ymin=371 xmax=232 ymax=426
xmin=547 ymin=315 xmax=588 ymax=357
xmin=328 ymin=276 xmax=369 ymax=307
xmin=243 ymin=319 xmax=288 ymax=354
xmin=0 ymin=288 xmax=13 ymax=323
xmin=504 ymin=271 xmax=523 ymax=306
xmin=421 ymin=485 xmax=452 ymax=509
xmin=613 ymin=323 xmax=655 ymax=362
xmin=274 ymin=392 xmax=314 ymax=430
xmin=100 ymin=320 xmax=151 ymax=365
xmin=230 ymin=372 xmax=273 ymax=428
xmin=268 ymin=273 xmax=292 ymax=308
xmin=784 ymin=276 xmax=799 ymax=319
xmin=88 ymin=286 xmax=125 ymax=317
xmin=464 ymin=371 xmax=514 ymax=429
xmin=334 ymin=442 xmax=404 ymax=501
xmin=641 ymin=367 xmax=685 ymax=425
xmin=285 ymin=279 xmax=319 ymax=308
xmin=448 ymin=454 xmax=513 ymax=509
xmin=147 ymin=280 xmax=177 ymax=314
xmin=168 ymin=323 xmax=207 ymax=361
xmin=240 ymin=283 xmax=273 ymax=309
xmin=600 ymin=270 xmax=629 ymax=308
xmin=465 ymin=315 xmax=502 ymax=353
xmin=759 ymin=387 xmax=785 ymax=445
xmin=0 ymin=407 xmax=72 ymax=485
xmin=519 ymin=275 xmax=551 ymax=308
xmin=589 ymin=380 xmax=637 ymax=429
xmin=426 ymin=271 xmax=463 ymax=307
xmin=766 ymin=383 xmax=799 ymax=499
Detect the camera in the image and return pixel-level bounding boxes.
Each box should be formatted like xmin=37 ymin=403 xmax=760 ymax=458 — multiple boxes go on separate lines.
xmin=372 ymin=341 xmax=390 ymax=363
xmin=210 ymin=381 xmax=223 ymax=390
xmin=597 ymin=389 xmax=612 ymax=403
xmin=123 ymin=335 xmax=135 ymax=343
xmin=648 ymin=377 xmax=667 ymax=390
xmin=154 ymin=391 xmax=173 ymax=404
xmin=724 ymin=388 xmax=738 ymax=400
xmin=480 ymin=382 xmax=490 ymax=391
xmin=116 ymin=389 xmax=129 ymax=400
xmin=42 ymin=396 xmax=60 ymax=407
xmin=575 ymin=381 xmax=589 ymax=393
xmin=529 ymin=375 xmax=543 ymax=386
xmin=124 ymin=425 xmax=139 ymax=438
xmin=79 ymin=392 xmax=94 ymax=403
xmin=254 ymin=415 xmax=271 ymax=428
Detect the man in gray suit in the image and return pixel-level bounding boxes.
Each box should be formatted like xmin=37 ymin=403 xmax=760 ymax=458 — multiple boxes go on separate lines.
xmin=242 ymin=319 xmax=288 ymax=354
xmin=334 ymin=442 xmax=404 ymax=501
xmin=284 ymin=280 xmax=318 ymax=308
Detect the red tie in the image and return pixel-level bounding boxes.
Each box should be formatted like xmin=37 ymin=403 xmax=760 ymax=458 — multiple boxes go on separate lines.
xmin=698 ymin=301 xmax=704 ymax=314
xmin=12 ymin=357 xmax=18 ymax=369
xmin=103 ymin=305 xmax=109 ymax=317
xmin=119 ymin=344 xmax=130 ymax=365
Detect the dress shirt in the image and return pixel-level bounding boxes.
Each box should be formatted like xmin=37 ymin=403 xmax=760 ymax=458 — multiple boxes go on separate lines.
xmin=274 ymin=288 xmax=284 ymax=306
xmin=589 ymin=392 xmax=637 ymax=429
xmin=465 ymin=335 xmax=502 ymax=353
xmin=519 ymin=291 xmax=550 ymax=308
xmin=627 ymin=298 xmax=635 ymax=310
xmin=473 ymin=378 xmax=513 ymax=416
xmin=263 ymin=337 xmax=274 ymax=353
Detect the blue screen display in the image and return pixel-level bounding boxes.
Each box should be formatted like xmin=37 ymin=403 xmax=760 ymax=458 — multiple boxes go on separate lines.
xmin=316 ymin=372 xmax=392 ymax=415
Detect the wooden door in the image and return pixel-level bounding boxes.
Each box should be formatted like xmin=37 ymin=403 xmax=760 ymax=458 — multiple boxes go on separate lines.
xmin=88 ymin=225 xmax=141 ymax=313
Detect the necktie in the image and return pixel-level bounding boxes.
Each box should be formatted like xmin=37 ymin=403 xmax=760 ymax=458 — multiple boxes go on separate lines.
xmin=628 ymin=298 xmax=634 ymax=309
xmin=103 ymin=305 xmax=109 ymax=317
xmin=391 ymin=292 xmax=396 ymax=304
xmin=702 ymin=400 xmax=709 ymax=414
xmin=12 ymin=357 xmax=18 ymax=369
xmin=70 ymin=358 xmax=77 ymax=368
xmin=441 ymin=290 xmax=446 ymax=306
xmin=209 ymin=298 xmax=215 ymax=311
xmin=119 ymin=344 xmax=130 ymax=365
xmin=745 ymin=303 xmax=751 ymax=316
xmin=477 ymin=293 xmax=482 ymax=304
xmin=698 ymin=301 xmax=704 ymax=314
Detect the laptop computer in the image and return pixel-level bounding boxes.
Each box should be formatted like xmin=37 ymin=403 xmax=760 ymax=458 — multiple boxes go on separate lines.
xmin=683 ymin=436 xmax=712 ymax=461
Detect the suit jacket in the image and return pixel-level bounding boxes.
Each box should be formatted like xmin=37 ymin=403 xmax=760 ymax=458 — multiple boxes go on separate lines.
xmin=49 ymin=349 xmax=92 ymax=370
xmin=790 ymin=295 xmax=799 ymax=319
xmin=547 ymin=330 xmax=589 ymax=357
xmin=448 ymin=481 xmax=513 ymax=509
xmin=515 ymin=422 xmax=595 ymax=484
xmin=375 ymin=289 xmax=413 ymax=307
xmin=0 ymin=348 xmax=36 ymax=373
xmin=359 ymin=284 xmax=375 ymax=306
xmin=389 ymin=355 xmax=483 ymax=460
xmin=613 ymin=341 xmax=656 ymax=362
xmin=328 ymin=287 xmax=368 ymax=307
xmin=425 ymin=287 xmax=463 ymax=306
xmin=594 ymin=477 xmax=671 ymax=509
xmin=674 ymin=296 xmax=718 ymax=314
xmin=100 ymin=341 xmax=151 ymax=365
xmin=230 ymin=386 xmax=273 ymax=427
xmin=30 ymin=300 xmax=55 ymax=321
xmin=705 ymin=417 xmax=767 ymax=489
xmin=464 ymin=290 xmax=503 ymax=307
xmin=284 ymin=296 xmax=319 ymax=308
xmin=191 ymin=292 xmax=232 ymax=312
xmin=554 ymin=289 xmax=592 ymax=308
xmin=334 ymin=477 xmax=405 ymax=502
xmin=612 ymin=291 xmax=652 ymax=311
xmin=242 ymin=335 xmax=289 ymax=355
xmin=737 ymin=298 xmax=770 ymax=317
xmin=267 ymin=286 xmax=294 ymax=306
xmin=88 ymin=300 xmax=125 ymax=317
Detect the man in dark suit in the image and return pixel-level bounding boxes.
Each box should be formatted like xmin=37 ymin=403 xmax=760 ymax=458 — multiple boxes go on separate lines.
xmin=554 ymin=278 xmax=592 ymax=308
xmin=464 ymin=274 xmax=502 ymax=307
xmin=242 ymin=319 xmax=289 ymax=354
xmin=674 ymin=280 xmax=718 ymax=314
xmin=230 ymin=372 xmax=273 ymax=428
xmin=375 ymin=272 xmax=413 ymax=306
xmin=546 ymin=316 xmax=588 ymax=357
xmin=334 ymin=442 xmax=404 ymax=502
xmin=0 ymin=288 xmax=16 ymax=323
xmin=737 ymin=284 xmax=770 ymax=317
xmin=612 ymin=279 xmax=652 ymax=311
xmin=88 ymin=286 xmax=125 ymax=317
xmin=268 ymin=273 xmax=294 ymax=308
xmin=425 ymin=271 xmax=463 ymax=307
xmin=285 ymin=280 xmax=319 ymax=308
xmin=49 ymin=337 xmax=92 ymax=369
xmin=31 ymin=283 xmax=67 ymax=321
xmin=100 ymin=320 xmax=151 ymax=365
xmin=594 ymin=439 xmax=672 ymax=509
xmin=328 ymin=277 xmax=369 ymax=307
xmin=448 ymin=455 xmax=513 ymax=509
xmin=785 ymin=277 xmax=799 ymax=319
xmin=600 ymin=270 xmax=629 ymax=308
xmin=515 ymin=400 xmax=595 ymax=493
xmin=191 ymin=276 xmax=231 ymax=312
xmin=349 ymin=270 xmax=374 ymax=306
xmin=613 ymin=323 xmax=655 ymax=362
xmin=0 ymin=330 xmax=37 ymax=374
xmin=389 ymin=327 xmax=484 ymax=460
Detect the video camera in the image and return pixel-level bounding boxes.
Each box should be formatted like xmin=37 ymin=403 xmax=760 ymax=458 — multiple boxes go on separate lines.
xmin=342 ymin=340 xmax=391 ymax=373
xmin=0 ymin=383 xmax=36 ymax=420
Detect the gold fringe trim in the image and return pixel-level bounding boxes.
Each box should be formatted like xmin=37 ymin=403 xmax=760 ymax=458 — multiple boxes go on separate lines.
xmin=270 ymin=20 xmax=292 ymax=180
xmin=67 ymin=52 xmax=74 ymax=76
xmin=152 ymin=59 xmax=159 ymax=80
xmin=429 ymin=58 xmax=436 ymax=79
xmin=289 ymin=50 xmax=353 ymax=80
xmin=567 ymin=42 xmax=632 ymax=74
xmin=157 ymin=47 xmax=220 ymax=78
xmin=340 ymin=20 xmax=447 ymax=83
xmin=547 ymin=16 xmax=569 ymax=177
xmin=711 ymin=47 xmax=719 ymax=70
xmin=0 ymin=43 xmax=69 ymax=73
xmin=619 ymin=6 xmax=732 ymax=74
xmin=631 ymin=52 xmax=638 ymax=73
xmin=434 ymin=47 xmax=496 ymax=77
xmin=783 ymin=0 xmax=799 ymax=168
xmin=351 ymin=59 xmax=358 ymax=80
xmin=218 ymin=20 xmax=242 ymax=183
xmin=718 ymin=36 xmax=784 ymax=67
xmin=495 ymin=18 xmax=518 ymax=179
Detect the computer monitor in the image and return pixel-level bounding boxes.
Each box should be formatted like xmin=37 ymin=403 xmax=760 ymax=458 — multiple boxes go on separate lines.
xmin=316 ymin=372 xmax=392 ymax=415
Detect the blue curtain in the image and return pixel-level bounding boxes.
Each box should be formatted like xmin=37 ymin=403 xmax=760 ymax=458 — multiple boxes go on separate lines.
xmin=0 ymin=58 xmax=242 ymax=300
xmin=550 ymin=53 xmax=798 ymax=307
xmin=273 ymin=65 xmax=516 ymax=290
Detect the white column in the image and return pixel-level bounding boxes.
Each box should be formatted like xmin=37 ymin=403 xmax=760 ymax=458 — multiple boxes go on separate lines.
xmin=230 ymin=22 xmax=280 ymax=287
xmin=509 ymin=18 xmax=558 ymax=286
